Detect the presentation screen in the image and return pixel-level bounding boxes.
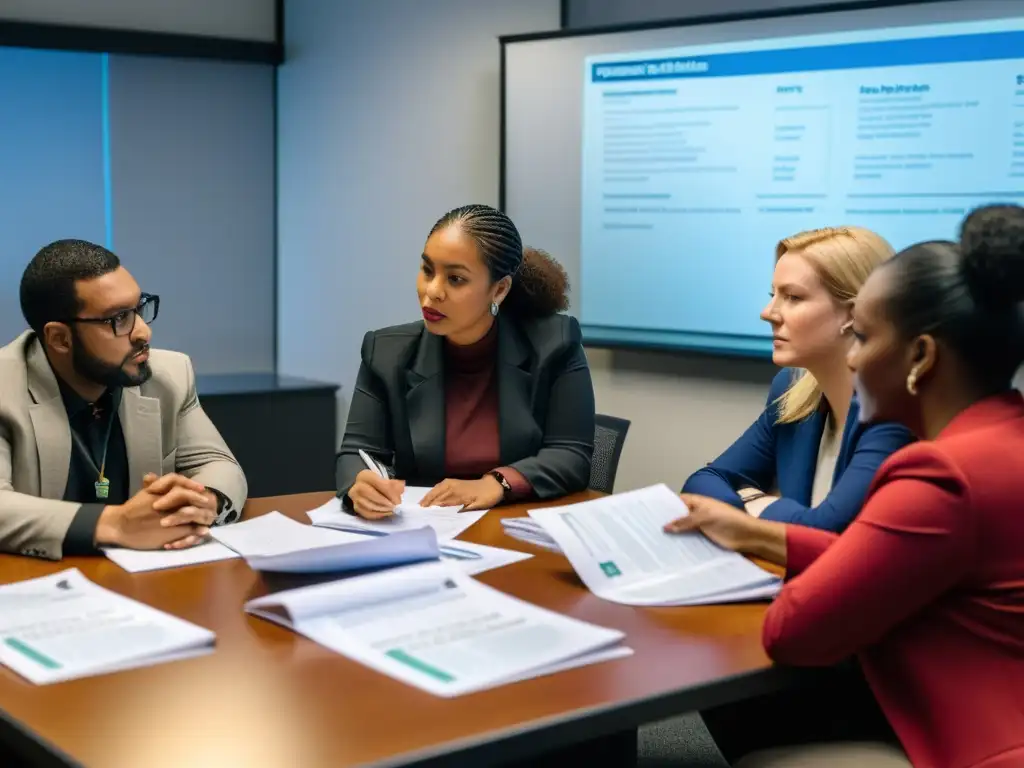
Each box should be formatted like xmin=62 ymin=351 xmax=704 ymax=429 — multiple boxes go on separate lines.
xmin=503 ymin=0 xmax=1024 ymax=357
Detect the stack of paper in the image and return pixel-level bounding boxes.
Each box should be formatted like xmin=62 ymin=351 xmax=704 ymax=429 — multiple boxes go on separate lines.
xmin=210 ymin=512 xmax=439 ymax=573
xmin=0 ymin=569 xmax=214 ymax=684
xmin=213 ymin=512 xmax=531 ymax=576
xmin=245 ymin=560 xmax=631 ymax=696
xmin=308 ymin=491 xmax=486 ymax=541
xmin=529 ymin=485 xmax=781 ymax=606
xmin=501 ymin=517 xmax=562 ymax=552
xmin=105 ymin=511 xmax=531 ymax=577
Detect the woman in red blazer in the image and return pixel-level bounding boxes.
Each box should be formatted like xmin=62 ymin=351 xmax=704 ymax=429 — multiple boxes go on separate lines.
xmin=670 ymin=204 xmax=1024 ymax=768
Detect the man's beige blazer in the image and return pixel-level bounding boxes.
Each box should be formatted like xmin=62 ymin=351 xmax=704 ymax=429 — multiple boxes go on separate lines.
xmin=0 ymin=331 xmax=247 ymax=560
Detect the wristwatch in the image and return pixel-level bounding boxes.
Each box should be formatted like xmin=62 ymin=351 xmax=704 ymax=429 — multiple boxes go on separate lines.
xmin=486 ymin=470 xmax=513 ymax=501
xmin=207 ymin=487 xmax=238 ymax=524
xmin=739 ymin=488 xmax=767 ymax=504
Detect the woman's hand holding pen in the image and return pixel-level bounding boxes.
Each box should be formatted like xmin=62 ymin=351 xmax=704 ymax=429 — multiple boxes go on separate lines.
xmin=349 ymin=470 xmax=405 ymax=519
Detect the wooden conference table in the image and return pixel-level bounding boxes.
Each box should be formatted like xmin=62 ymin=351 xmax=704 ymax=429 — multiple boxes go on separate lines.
xmin=0 ymin=491 xmax=804 ymax=768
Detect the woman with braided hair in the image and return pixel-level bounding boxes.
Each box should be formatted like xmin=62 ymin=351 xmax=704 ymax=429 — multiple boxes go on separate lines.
xmin=336 ymin=204 xmax=595 ymax=517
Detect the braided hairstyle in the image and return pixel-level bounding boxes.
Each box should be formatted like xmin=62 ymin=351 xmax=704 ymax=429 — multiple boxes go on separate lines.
xmin=428 ymin=204 xmax=569 ymax=318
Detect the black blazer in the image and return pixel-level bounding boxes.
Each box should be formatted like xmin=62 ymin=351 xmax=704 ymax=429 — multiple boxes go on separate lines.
xmin=336 ymin=314 xmax=595 ymax=501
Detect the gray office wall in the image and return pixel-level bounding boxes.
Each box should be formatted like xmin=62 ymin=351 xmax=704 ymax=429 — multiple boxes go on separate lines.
xmin=108 ymin=55 xmax=275 ymax=374
xmin=0 ymin=48 xmax=107 ymax=346
xmin=0 ymin=0 xmax=276 ymax=41
xmin=277 ymin=0 xmax=560 ymax=437
xmin=0 ymin=50 xmax=274 ymax=374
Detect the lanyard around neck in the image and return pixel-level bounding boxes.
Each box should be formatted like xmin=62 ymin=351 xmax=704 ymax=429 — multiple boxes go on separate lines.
xmin=69 ymin=388 xmax=122 ymax=483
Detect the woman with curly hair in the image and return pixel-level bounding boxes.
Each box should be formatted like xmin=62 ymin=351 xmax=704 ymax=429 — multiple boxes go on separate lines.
xmin=336 ymin=204 xmax=595 ymax=517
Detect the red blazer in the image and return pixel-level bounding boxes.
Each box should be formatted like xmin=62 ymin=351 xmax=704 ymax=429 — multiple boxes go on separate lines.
xmin=763 ymin=391 xmax=1024 ymax=768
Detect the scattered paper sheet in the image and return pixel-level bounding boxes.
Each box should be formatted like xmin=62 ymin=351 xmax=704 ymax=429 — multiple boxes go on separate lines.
xmin=308 ymin=494 xmax=487 ymax=541
xmin=211 ymin=511 xmax=369 ymax=552
xmin=439 ymin=539 xmax=532 ymax=575
xmin=501 ymin=517 xmax=563 ymax=552
xmin=397 ymin=486 xmax=465 ymax=514
xmin=529 ymin=485 xmax=781 ymax=606
xmin=210 ymin=511 xmax=440 ymax=573
xmin=103 ymin=540 xmax=240 ymax=573
xmin=245 ymin=561 xmax=629 ymax=696
xmin=104 ymin=512 xmax=524 ymax=577
xmin=0 ymin=569 xmax=214 ymax=684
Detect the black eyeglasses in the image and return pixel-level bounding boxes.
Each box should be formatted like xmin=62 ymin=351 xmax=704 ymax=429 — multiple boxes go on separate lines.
xmin=65 ymin=293 xmax=160 ymax=337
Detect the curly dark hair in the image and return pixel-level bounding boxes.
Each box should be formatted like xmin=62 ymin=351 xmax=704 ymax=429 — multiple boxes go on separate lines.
xmin=429 ymin=204 xmax=570 ymax=318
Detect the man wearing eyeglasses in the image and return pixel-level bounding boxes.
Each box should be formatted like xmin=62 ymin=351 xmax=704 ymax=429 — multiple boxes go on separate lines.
xmin=0 ymin=239 xmax=247 ymax=560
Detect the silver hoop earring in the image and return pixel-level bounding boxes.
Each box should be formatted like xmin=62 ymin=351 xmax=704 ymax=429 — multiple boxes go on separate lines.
xmin=490 ymin=302 xmax=499 ymax=317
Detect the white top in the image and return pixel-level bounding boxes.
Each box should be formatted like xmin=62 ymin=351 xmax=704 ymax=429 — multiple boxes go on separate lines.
xmin=810 ymin=416 xmax=842 ymax=507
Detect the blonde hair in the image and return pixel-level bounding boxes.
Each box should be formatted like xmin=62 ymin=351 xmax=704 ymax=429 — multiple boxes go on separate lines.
xmin=774 ymin=226 xmax=895 ymax=424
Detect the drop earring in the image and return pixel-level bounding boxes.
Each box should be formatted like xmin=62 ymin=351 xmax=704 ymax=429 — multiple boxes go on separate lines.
xmin=490 ymin=302 xmax=499 ymax=317
xmin=906 ymin=370 xmax=919 ymax=396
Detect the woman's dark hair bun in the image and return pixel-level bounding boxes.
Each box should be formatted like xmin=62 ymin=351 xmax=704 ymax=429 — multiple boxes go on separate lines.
xmin=502 ymin=247 xmax=570 ymax=317
xmin=959 ymin=203 xmax=1024 ymax=310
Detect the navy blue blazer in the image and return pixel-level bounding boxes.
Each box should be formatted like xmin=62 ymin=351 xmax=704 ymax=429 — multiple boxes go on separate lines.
xmin=682 ymin=369 xmax=914 ymax=532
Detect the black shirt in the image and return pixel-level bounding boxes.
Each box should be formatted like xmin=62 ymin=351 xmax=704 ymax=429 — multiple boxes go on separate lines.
xmin=58 ymin=382 xmax=130 ymax=556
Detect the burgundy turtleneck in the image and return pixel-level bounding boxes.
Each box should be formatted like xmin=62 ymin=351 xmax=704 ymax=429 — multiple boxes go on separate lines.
xmin=443 ymin=322 xmax=531 ymax=497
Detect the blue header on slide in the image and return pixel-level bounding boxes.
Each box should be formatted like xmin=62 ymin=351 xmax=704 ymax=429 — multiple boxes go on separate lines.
xmin=590 ymin=29 xmax=1024 ymax=82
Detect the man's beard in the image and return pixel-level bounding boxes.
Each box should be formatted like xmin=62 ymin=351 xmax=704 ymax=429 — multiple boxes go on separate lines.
xmin=71 ymin=331 xmax=153 ymax=389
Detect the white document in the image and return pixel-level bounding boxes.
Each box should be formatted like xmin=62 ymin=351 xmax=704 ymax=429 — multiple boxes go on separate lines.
xmin=307 ymin=494 xmax=487 ymax=542
xmin=0 ymin=569 xmax=215 ymax=684
xmin=529 ymin=485 xmax=781 ymax=606
xmin=501 ymin=517 xmax=563 ymax=553
xmin=438 ymin=540 xmax=532 ymax=576
xmin=209 ymin=511 xmax=440 ymax=573
xmin=103 ymin=540 xmax=240 ymax=573
xmin=245 ymin=561 xmax=630 ymax=697
xmin=397 ymin=486 xmax=465 ymax=514
xmin=211 ymin=511 xmax=368 ymax=552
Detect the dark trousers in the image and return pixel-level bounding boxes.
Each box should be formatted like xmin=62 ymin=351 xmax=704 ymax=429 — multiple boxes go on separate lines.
xmin=0 ymin=741 xmax=30 ymax=766
xmin=701 ymin=664 xmax=898 ymax=764
xmin=499 ymin=729 xmax=637 ymax=767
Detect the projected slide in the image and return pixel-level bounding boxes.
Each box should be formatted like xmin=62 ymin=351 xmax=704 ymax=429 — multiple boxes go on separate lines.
xmin=581 ymin=18 xmax=1024 ymax=343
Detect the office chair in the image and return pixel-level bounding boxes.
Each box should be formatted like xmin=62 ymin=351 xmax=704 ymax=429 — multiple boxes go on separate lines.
xmin=589 ymin=413 xmax=631 ymax=494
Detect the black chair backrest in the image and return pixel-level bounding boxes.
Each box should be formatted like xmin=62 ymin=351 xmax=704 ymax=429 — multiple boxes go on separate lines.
xmin=589 ymin=413 xmax=631 ymax=494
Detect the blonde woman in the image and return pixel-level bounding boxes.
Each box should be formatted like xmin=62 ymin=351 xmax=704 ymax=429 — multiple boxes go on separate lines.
xmin=681 ymin=227 xmax=914 ymax=533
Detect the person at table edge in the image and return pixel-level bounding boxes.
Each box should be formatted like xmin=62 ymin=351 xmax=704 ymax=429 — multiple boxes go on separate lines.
xmin=336 ymin=204 xmax=595 ymax=517
xmin=682 ymin=226 xmax=914 ymax=532
xmin=0 ymin=240 xmax=247 ymax=560
xmin=672 ymin=204 xmax=1024 ymax=767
